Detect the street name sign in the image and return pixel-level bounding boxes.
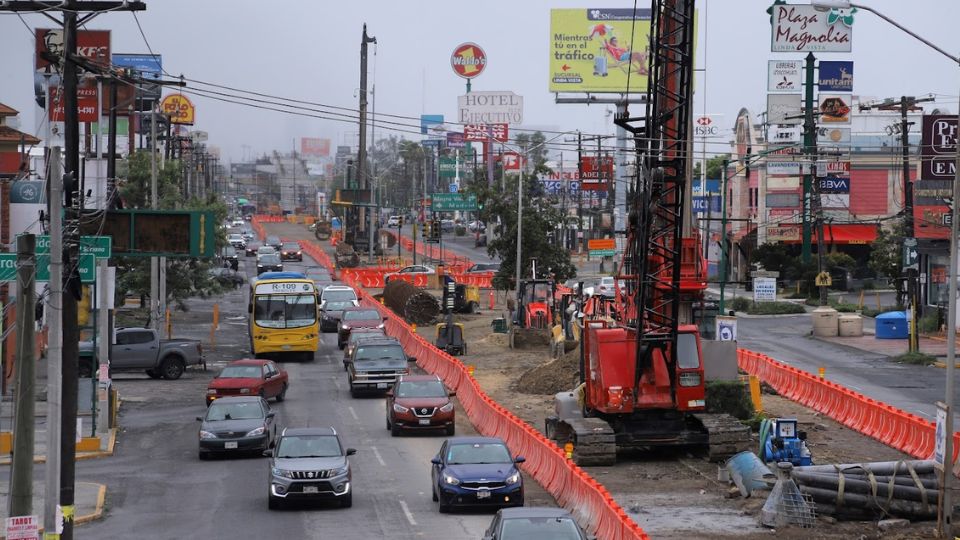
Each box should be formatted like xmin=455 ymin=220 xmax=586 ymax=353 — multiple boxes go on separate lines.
xmin=31 ymin=235 xmax=112 ymax=258
xmin=0 ymin=253 xmax=95 ymax=283
xmin=431 ymin=193 xmax=478 ymax=211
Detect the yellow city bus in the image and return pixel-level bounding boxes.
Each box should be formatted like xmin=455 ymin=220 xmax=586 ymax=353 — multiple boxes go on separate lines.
xmin=248 ymin=272 xmax=319 ymax=361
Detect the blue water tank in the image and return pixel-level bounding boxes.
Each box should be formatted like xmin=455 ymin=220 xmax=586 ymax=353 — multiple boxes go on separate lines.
xmin=875 ymin=311 xmax=908 ymax=339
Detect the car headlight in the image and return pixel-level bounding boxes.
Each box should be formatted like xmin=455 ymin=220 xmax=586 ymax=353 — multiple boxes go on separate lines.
xmin=199 ymin=430 xmax=216 ymax=439
xmin=341 ymin=325 xmax=351 ymax=330
xmin=240 ymin=388 xmax=251 ymax=394
xmin=439 ymin=403 xmax=454 ymax=413
xmin=271 ymin=467 xmax=293 ymax=479
xmin=206 ymin=389 xmax=217 ymax=395
xmin=506 ymin=472 xmax=521 ymax=484
xmin=328 ymin=465 xmax=349 ymax=476
xmin=443 ymin=474 xmax=460 ymax=486
xmin=377 ymin=323 xmax=386 ymax=329
xmin=245 ymin=426 xmax=265 ymax=437
xmin=393 ymin=403 xmax=409 ymax=413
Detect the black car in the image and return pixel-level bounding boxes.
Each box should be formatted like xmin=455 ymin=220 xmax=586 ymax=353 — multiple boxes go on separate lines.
xmin=220 ymin=246 xmax=239 ymax=271
xmin=245 ymin=241 xmax=262 ymax=257
xmin=466 ymin=262 xmax=500 ymax=273
xmin=320 ymin=300 xmax=355 ymax=333
xmin=197 ymin=396 xmax=277 ymax=459
xmin=280 ymin=242 xmax=303 ymax=262
xmin=431 ymin=436 xmax=525 ymax=512
xmin=257 ymin=254 xmax=283 ymax=275
xmin=265 ymin=235 xmax=283 ymax=250
xmin=483 ymin=507 xmax=593 ymax=540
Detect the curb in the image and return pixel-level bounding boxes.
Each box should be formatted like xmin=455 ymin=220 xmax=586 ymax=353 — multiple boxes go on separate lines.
xmin=0 ymin=427 xmax=118 ymax=466
xmin=0 ymin=483 xmax=106 ymax=540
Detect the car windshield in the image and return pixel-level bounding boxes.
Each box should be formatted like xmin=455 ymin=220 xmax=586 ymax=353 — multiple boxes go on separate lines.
xmin=266 ymin=236 xmax=280 ymax=245
xmin=276 ymin=435 xmax=342 ymax=459
xmin=396 ymin=380 xmax=445 ymax=398
xmin=247 ymin=242 xmax=261 ymax=249
xmin=323 ymin=301 xmax=352 ymax=311
xmin=282 ymin=243 xmax=300 ymax=250
xmin=343 ymin=310 xmax=380 ymax=321
xmin=354 ymin=345 xmax=406 ymax=367
xmin=254 ymin=294 xmax=317 ymax=329
xmin=259 ymin=254 xmax=281 ymax=265
xmin=205 ymin=401 xmax=264 ymax=421
xmin=500 ymin=517 xmax=582 ymax=539
xmin=446 ymin=442 xmax=512 ymax=464
xmin=350 ymin=331 xmax=384 ymax=343
xmin=219 ymin=365 xmax=261 ymax=378
xmin=258 ymin=246 xmax=276 ymax=255
xmin=323 ymin=290 xmax=356 ymax=302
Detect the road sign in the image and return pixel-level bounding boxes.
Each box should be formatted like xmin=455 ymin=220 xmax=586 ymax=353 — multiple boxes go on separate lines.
xmin=589 ymin=249 xmax=616 ymax=257
xmin=431 ymin=193 xmax=478 ymax=211
xmin=903 ymin=237 xmax=919 ymax=271
xmin=32 ymin=235 xmax=112 ymax=258
xmin=815 ymin=271 xmax=832 ymax=287
xmin=0 ymin=253 xmax=95 ymax=283
xmin=716 ymin=315 xmax=737 ymax=341
xmin=753 ymin=277 xmax=777 ymax=302
xmin=935 ymin=401 xmax=948 ymax=470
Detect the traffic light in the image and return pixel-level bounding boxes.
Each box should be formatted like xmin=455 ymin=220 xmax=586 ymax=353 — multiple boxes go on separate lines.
xmin=398 ymin=215 xmax=404 ymax=228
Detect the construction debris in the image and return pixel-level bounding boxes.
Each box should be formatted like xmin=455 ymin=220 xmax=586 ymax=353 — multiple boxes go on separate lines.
xmin=760 ymin=462 xmax=817 ymax=529
xmin=382 ymin=279 xmax=440 ymax=325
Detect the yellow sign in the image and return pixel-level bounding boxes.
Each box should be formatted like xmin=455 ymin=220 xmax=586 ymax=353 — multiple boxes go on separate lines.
xmin=160 ymin=94 xmax=195 ymax=125
xmin=549 ymin=9 xmax=653 ymax=93
xmin=815 ymin=272 xmax=832 ymax=287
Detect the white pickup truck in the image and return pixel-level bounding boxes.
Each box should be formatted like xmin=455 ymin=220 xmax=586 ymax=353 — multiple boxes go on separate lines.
xmin=79 ymin=327 xmax=204 ymax=380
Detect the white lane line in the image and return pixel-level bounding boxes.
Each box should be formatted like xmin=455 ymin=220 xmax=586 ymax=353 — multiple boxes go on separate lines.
xmin=918 ymin=411 xmax=933 ymax=418
xmin=348 ymin=406 xmax=359 ymax=421
xmin=370 ymin=446 xmax=387 ymax=467
xmin=398 ymin=500 xmax=417 ymax=526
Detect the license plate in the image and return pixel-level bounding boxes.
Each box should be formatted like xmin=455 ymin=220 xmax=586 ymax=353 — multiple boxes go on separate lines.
xmin=477 ymin=490 xmax=491 ymax=499
xmin=419 ymin=419 xmax=431 ymax=426
xmin=224 ymin=441 xmax=238 ymax=449
xmin=376 ymin=383 xmax=388 ymax=389
xmin=303 ymin=486 xmax=319 ymax=494
xmin=282 ymin=345 xmax=292 ymax=351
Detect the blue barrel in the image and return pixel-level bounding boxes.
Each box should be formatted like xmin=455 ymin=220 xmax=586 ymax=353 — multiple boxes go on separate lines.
xmin=875 ymin=311 xmax=908 ymax=339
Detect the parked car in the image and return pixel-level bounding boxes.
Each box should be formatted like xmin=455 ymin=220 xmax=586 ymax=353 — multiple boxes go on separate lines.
xmin=210 ymin=267 xmax=245 ymax=289
xmin=387 ymin=215 xmax=401 ymax=228
xmin=266 ymin=426 xmax=355 ymax=509
xmin=337 ymin=308 xmax=385 ymax=349
xmin=386 ymin=374 xmax=455 ymax=436
xmin=483 ymin=507 xmax=594 ymax=540
xmin=244 ymin=241 xmax=262 ymax=257
xmin=257 ymin=254 xmax=284 ymax=275
xmin=206 ymin=359 xmax=289 ymax=406
xmin=346 ymin=337 xmax=411 ymax=397
xmin=468 ymin=220 xmax=486 ymax=233
xmin=320 ymin=300 xmax=355 ymax=333
xmin=265 ymin=235 xmax=283 ymax=250
xmin=384 ymin=264 xmax=436 ymax=284
xmin=197 ymin=396 xmax=276 ymax=460
xmin=342 ymin=328 xmax=386 ymax=369
xmin=220 ymin=246 xmax=239 ymax=271
xmin=465 ymin=262 xmax=500 ymax=273
xmin=280 ymin=242 xmax=303 ymax=262
xmin=79 ymin=327 xmax=204 ymax=380
xmin=228 ymin=233 xmax=246 ymax=250
xmin=431 ymin=436 xmax=525 ymax=513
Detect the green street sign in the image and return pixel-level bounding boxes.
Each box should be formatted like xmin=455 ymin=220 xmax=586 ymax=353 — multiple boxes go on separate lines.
xmin=32 ymin=235 xmax=112 ymax=259
xmin=589 ymin=249 xmax=616 ymax=257
xmin=439 ymin=157 xmax=462 ymax=178
xmin=431 ymin=193 xmax=478 ymax=211
xmin=0 ymin=253 xmax=95 ymax=283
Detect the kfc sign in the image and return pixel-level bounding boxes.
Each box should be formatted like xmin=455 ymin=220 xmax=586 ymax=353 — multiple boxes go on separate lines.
xmin=35 ymin=28 xmax=110 ymax=70
xmin=921 ymin=115 xmax=958 ymax=180
xmin=48 ymin=83 xmax=98 ymax=123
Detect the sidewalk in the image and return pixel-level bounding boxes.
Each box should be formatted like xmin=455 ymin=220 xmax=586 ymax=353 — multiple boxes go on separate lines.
xmin=0 ymin=481 xmax=106 ymax=538
xmin=0 ymin=400 xmax=117 ymax=466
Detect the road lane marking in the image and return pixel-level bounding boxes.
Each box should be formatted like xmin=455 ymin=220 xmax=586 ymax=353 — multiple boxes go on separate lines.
xmin=348 ymin=406 xmax=359 ymax=421
xmin=370 ymin=446 xmax=386 ymax=466
xmin=398 ymin=500 xmax=417 ymax=526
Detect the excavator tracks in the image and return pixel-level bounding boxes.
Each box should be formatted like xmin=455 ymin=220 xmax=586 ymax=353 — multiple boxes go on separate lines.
xmin=694 ymin=413 xmax=753 ymax=462
xmin=549 ymin=417 xmax=617 ymax=466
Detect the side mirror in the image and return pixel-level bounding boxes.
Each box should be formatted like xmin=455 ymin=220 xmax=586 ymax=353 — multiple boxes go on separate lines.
xmin=195 ymin=416 xmax=203 ymax=422
xmin=431 ymin=457 xmax=442 ymax=465
xmin=264 ymin=373 xmax=272 ymax=379
xmin=448 ymin=391 xmax=457 ymax=397
xmin=266 ymin=412 xmax=276 ymax=419
xmin=514 ymin=456 xmax=526 ymax=464
xmin=262 ymin=449 xmax=273 ymax=457
xmin=346 ymin=448 xmax=357 ymax=456
xmin=408 ymin=356 xmax=417 ymax=363
xmin=385 ymin=390 xmax=394 ymax=397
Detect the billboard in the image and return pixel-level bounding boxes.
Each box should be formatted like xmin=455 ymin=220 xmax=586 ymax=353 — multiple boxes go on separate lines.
xmin=818 ymin=60 xmax=853 ymax=92
xmin=160 ymin=94 xmax=195 ymax=125
xmin=300 ymin=138 xmax=331 ymax=158
xmin=420 ymin=114 xmax=444 ymax=135
xmin=768 ymin=60 xmax=802 ymax=92
xmin=451 ymin=43 xmax=487 ymax=79
xmin=33 ymin=29 xmax=110 ymax=109
xmin=581 ymin=155 xmax=614 ymax=190
xmin=112 ymin=53 xmax=162 ymax=108
xmin=767 ymin=225 xmax=800 ymax=242
xmin=818 ymin=94 xmax=851 ymax=124
xmin=549 ymin=8 xmax=652 ymax=93
xmin=767 ymin=94 xmax=802 ymax=125
xmin=48 ymin=82 xmax=98 ymax=123
xmin=458 ymin=91 xmax=523 ymax=124
xmin=770 ymin=4 xmax=853 ymax=53
xmin=921 ymin=115 xmax=958 ymax=181
xmin=464 ymin=123 xmax=508 ymax=143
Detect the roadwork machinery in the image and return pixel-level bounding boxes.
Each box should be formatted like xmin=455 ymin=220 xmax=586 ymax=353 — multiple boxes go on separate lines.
xmin=508 ymin=279 xmax=556 ymax=349
xmin=546 ymin=0 xmax=750 ymax=465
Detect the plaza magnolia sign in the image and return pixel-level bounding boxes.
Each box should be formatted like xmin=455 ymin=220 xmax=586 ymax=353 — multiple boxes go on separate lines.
xmin=770 ymin=3 xmax=854 ymax=53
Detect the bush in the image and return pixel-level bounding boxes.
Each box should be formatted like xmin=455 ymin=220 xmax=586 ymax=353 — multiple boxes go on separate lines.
xmin=454 ymin=225 xmax=466 ymax=236
xmin=705 ymin=380 xmax=755 ymax=420
xmin=730 ymin=296 xmax=750 ymax=312
xmin=746 ymin=301 xmax=806 ymax=315
xmin=892 ymin=351 xmax=937 ymax=366
xmin=919 ymin=311 xmax=941 ymax=334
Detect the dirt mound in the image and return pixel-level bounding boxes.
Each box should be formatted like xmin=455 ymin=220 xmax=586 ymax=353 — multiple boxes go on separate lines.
xmin=517 ymin=346 xmax=581 ymax=395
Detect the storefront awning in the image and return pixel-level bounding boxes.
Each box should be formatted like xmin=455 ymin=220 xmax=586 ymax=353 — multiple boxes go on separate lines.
xmin=782 ymin=224 xmax=877 ymax=245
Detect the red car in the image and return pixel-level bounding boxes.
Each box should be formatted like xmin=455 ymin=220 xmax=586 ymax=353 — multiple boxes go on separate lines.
xmin=206 ymin=359 xmax=289 ymax=405
xmin=386 ymin=375 xmax=455 ymax=436
xmin=337 ymin=307 xmax=385 ymax=349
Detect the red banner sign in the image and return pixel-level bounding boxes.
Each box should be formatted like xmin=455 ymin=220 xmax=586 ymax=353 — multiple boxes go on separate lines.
xmin=464 ymin=123 xmax=508 ymax=143
xmin=48 ymin=83 xmax=99 ymax=123
xmin=580 ymin=156 xmax=614 ymax=190
xmin=301 ymin=137 xmax=330 ymax=157
xmin=501 ymin=151 xmax=523 ymax=170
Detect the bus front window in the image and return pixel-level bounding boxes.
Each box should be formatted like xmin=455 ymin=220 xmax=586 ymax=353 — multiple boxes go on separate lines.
xmin=255 ymin=294 xmax=316 ymax=329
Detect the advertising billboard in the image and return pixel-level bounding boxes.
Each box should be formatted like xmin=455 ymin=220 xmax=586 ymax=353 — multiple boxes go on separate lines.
xmin=464 ymin=123 xmax=508 ymax=143
xmin=770 ymin=4 xmax=853 ymax=53
xmin=549 ymin=8 xmax=653 ymax=93
xmin=48 ymin=82 xmax=98 ymax=123
xmin=581 ymin=155 xmax=614 ymax=190
xmin=768 ymin=60 xmax=802 ymax=92
xmin=112 ymin=53 xmax=163 ymax=109
xmin=34 ymin=29 xmax=110 ymax=109
xmin=818 ymin=60 xmax=853 ymax=92
xmin=921 ymin=115 xmax=958 ymax=181
xmin=160 ymin=94 xmax=195 ymax=125
xmin=300 ymin=138 xmax=331 ymax=158
xmin=914 ymin=179 xmax=952 ymax=239
xmin=767 ymin=94 xmax=802 ymax=125
xmin=818 ymin=94 xmax=851 ymax=124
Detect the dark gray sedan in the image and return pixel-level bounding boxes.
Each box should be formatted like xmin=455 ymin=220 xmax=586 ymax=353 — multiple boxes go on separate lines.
xmin=320 ymin=300 xmax=355 ymax=332
xmin=483 ymin=507 xmax=594 ymax=540
xmin=197 ymin=396 xmax=277 ymax=459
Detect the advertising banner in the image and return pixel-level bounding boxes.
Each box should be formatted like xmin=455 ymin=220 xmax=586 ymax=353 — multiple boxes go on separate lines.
xmin=48 ymin=83 xmax=98 ymax=123
xmin=35 ymin=28 xmax=110 ymax=70
xmin=768 ymin=60 xmax=803 ymax=92
xmin=458 ymin=91 xmax=523 ymax=124
xmin=767 ymin=225 xmax=801 ymax=242
xmin=821 ymin=193 xmax=849 ymax=208
xmin=767 ymin=161 xmax=801 ymax=176
xmin=818 ymin=60 xmax=853 ymax=92
xmin=540 ymin=179 xmax=579 ymax=196
xmin=112 ymin=53 xmax=162 ymax=107
xmin=549 ymin=8 xmax=653 ymax=93
xmin=767 ymin=176 xmax=800 ymax=190
xmin=767 ymin=94 xmax=802 ymax=125
xmin=300 ymin=138 xmax=331 ymax=158
xmin=420 ymin=114 xmax=444 ymax=135
xmin=768 ymin=125 xmax=802 ymax=144
xmin=819 ymin=175 xmax=850 ymax=193
xmin=464 ymin=123 xmax=508 ymax=143
xmin=693 ymin=115 xmax=723 ymax=138
xmin=580 ymin=155 xmax=614 ymax=190
xmin=770 ymin=4 xmax=853 ymax=53
xmin=692 ymin=195 xmax=721 ymax=214
xmin=921 ymin=115 xmax=958 ymax=180
xmin=502 ymin=151 xmax=523 ymax=171
xmin=160 ymin=94 xmax=196 ymax=125
xmin=446 ymin=132 xmax=465 ymax=148
xmin=818 ymin=126 xmax=851 ymax=145
xmin=766 ymin=193 xmax=801 ymax=208
xmin=819 ymin=94 xmax=851 ymax=124
xmin=914 ymin=202 xmax=951 ymax=239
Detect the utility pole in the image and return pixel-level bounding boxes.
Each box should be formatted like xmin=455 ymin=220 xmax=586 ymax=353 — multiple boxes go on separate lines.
xmin=719 ymin=159 xmax=729 ymax=313
xmin=801 ymin=52 xmax=816 ymax=265
xmin=8 ymin=233 xmax=36 ymax=519
xmin=45 ymin=149 xmax=63 ymax=537
xmin=357 ymin=24 xmax=376 ymax=260
xmin=577 ymin=131 xmax=583 ymax=254
xmin=150 ymin=106 xmax=159 ymax=331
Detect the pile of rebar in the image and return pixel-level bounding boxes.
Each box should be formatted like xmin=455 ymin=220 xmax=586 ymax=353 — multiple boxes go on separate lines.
xmin=793 ymin=460 xmax=939 ymax=521
xmin=383 ymin=279 xmax=439 ymax=325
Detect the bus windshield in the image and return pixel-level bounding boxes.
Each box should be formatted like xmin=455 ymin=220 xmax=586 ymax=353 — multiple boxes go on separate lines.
xmin=254 ymin=294 xmax=316 ymax=329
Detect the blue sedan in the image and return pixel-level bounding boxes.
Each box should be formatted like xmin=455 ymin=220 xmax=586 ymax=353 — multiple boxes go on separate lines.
xmin=431 ymin=436 xmax=525 ymax=513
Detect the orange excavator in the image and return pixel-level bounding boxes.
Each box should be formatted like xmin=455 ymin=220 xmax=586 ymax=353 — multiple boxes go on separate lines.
xmin=508 ymin=279 xmax=556 ymax=349
xmin=546 ymin=0 xmax=750 ymax=465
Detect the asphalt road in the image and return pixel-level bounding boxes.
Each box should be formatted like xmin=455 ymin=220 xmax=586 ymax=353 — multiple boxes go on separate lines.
xmin=77 ymin=251 xmax=554 ymax=539
xmin=391 ymin=223 xmax=498 ymax=265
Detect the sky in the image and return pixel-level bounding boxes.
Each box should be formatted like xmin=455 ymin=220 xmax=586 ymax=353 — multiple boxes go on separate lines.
xmin=0 ymin=0 xmax=958 ymax=164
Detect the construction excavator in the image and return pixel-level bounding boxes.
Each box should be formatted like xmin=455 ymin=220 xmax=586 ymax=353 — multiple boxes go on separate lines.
xmin=508 ymin=279 xmax=556 ymax=349
xmin=546 ymin=0 xmax=751 ymax=465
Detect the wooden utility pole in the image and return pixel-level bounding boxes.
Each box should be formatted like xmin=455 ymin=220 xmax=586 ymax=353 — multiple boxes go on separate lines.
xmin=8 ymin=233 xmax=36 ymax=518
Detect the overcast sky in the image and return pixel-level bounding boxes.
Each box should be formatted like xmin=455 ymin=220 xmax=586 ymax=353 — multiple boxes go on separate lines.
xmin=1 ymin=0 xmax=958 ymax=164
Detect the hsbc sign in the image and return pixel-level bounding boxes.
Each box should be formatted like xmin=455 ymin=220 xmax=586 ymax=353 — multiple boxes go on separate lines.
xmin=694 ymin=115 xmax=723 ymax=137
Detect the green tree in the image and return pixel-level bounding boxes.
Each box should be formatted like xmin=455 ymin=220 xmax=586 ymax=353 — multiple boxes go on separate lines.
xmin=868 ymin=221 xmax=906 ymax=306
xmin=750 ymin=242 xmax=794 ymax=276
xmin=693 ymin=153 xmax=731 ymax=181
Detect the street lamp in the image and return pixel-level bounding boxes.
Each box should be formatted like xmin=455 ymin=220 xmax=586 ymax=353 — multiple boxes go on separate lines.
xmin=812 ymin=1 xmax=960 ymax=535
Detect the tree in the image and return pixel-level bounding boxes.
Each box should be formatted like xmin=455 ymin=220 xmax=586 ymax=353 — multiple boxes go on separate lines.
xmin=693 ymin=153 xmax=731 ymax=181
xmin=868 ymin=221 xmax=907 ymax=307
